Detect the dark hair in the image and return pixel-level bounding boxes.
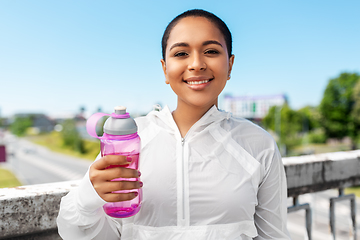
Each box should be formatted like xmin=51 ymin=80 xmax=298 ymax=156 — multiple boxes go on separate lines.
xmin=161 ymin=9 xmax=232 ymax=61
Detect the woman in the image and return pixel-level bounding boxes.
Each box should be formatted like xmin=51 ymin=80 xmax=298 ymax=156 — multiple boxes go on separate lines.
xmin=57 ymin=9 xmax=291 ymax=240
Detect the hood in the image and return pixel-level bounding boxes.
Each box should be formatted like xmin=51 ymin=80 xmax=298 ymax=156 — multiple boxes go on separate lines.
xmin=146 ymin=105 xmax=232 ymax=137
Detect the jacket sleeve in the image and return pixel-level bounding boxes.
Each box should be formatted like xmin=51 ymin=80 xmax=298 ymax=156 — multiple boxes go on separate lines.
xmin=254 ymin=146 xmax=291 ymax=240
xmin=56 ymin=169 xmax=122 ymax=240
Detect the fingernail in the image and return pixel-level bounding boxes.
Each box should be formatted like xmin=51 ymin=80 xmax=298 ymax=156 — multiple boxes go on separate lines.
xmin=126 ymin=156 xmax=132 ymax=162
xmin=134 ymin=192 xmax=138 ymax=197
xmin=139 ymin=181 xmax=143 ymax=187
xmin=137 ymin=171 xmax=141 ymax=177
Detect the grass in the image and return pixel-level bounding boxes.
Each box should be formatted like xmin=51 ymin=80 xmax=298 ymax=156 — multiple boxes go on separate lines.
xmin=0 ymin=167 xmax=22 ymax=188
xmin=290 ymin=142 xmax=352 ymax=156
xmin=26 ymin=131 xmax=100 ymax=161
xmin=345 ymin=186 xmax=360 ymax=198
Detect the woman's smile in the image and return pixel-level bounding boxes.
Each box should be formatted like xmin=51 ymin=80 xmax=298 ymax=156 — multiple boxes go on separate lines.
xmin=184 ymin=76 xmax=213 ymax=90
xmin=186 ymin=79 xmax=210 ymax=85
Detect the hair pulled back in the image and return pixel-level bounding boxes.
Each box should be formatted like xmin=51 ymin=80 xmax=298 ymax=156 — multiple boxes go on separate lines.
xmin=161 ymin=9 xmax=232 ymax=61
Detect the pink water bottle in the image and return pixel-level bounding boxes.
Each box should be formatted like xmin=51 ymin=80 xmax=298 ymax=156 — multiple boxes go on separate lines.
xmin=86 ymin=106 xmax=142 ymax=218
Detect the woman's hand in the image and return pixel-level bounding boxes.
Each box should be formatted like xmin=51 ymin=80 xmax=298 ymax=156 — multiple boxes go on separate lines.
xmin=89 ymin=155 xmax=142 ymax=202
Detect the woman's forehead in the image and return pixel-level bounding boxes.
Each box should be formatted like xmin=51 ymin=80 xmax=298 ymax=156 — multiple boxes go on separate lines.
xmin=167 ymin=17 xmax=225 ymax=46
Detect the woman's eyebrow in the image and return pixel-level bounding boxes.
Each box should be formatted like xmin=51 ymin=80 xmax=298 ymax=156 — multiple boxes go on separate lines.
xmin=203 ymin=40 xmax=223 ymax=47
xmin=169 ymin=42 xmax=189 ymax=51
xmin=169 ymin=40 xmax=223 ymax=51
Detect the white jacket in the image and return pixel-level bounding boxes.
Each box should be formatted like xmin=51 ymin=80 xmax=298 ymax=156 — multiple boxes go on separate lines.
xmin=57 ymin=105 xmax=291 ymax=240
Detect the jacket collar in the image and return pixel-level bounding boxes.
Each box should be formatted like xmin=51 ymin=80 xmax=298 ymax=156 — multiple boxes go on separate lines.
xmin=151 ymin=105 xmax=231 ymax=136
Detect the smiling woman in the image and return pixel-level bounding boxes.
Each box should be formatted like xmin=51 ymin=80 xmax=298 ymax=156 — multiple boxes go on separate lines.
xmin=161 ymin=15 xmax=234 ymax=136
xmin=57 ymin=9 xmax=291 ymax=240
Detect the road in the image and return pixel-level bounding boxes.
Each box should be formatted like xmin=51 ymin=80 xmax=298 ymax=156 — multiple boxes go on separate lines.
xmin=1 ymin=134 xmax=360 ymax=239
xmin=2 ymin=135 xmax=92 ymax=185
xmin=287 ymin=190 xmax=360 ymax=240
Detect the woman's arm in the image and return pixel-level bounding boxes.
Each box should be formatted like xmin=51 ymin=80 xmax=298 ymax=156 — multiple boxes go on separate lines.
xmin=254 ymin=147 xmax=291 ymax=240
xmin=57 ymin=170 xmax=122 ymax=240
xmin=57 ymin=154 xmax=141 ymax=239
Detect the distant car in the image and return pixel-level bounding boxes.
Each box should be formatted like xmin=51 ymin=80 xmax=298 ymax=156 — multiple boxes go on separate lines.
xmin=23 ymin=148 xmax=36 ymax=154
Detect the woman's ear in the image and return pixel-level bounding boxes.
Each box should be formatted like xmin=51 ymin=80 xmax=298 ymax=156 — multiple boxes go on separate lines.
xmin=160 ymin=59 xmax=170 ymax=84
xmin=227 ymin=54 xmax=235 ymax=80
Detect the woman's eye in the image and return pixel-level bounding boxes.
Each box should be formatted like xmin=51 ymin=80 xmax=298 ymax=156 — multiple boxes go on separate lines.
xmin=205 ymin=49 xmax=219 ymax=55
xmin=174 ymin=52 xmax=188 ymax=57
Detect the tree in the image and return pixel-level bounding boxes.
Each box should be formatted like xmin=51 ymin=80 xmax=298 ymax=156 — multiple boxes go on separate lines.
xmin=297 ymin=106 xmax=326 ymax=144
xmin=297 ymin=106 xmax=321 ymax=131
xmin=0 ymin=118 xmax=6 ymax=128
xmin=262 ymin=103 xmax=304 ymax=155
xmin=10 ymin=116 xmax=33 ymax=136
xmin=319 ymin=72 xmax=360 ymax=147
xmin=61 ymin=119 xmax=86 ymax=153
xmin=350 ymin=80 xmax=360 ymax=147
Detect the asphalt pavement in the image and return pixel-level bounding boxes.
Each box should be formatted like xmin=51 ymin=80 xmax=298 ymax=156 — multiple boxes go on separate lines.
xmin=2 ymin=135 xmax=92 ymax=185
xmin=287 ymin=190 xmax=360 ymax=239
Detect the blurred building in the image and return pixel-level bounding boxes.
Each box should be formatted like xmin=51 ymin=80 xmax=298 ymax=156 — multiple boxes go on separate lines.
xmin=13 ymin=113 xmax=55 ymax=133
xmin=222 ymin=94 xmax=288 ymax=120
xmin=50 ymin=110 xmax=90 ymax=139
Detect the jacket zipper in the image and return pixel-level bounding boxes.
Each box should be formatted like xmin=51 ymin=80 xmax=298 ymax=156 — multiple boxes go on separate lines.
xmin=181 ymin=137 xmax=185 ymax=221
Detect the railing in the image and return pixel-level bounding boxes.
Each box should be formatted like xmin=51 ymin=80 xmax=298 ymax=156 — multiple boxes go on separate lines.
xmin=284 ymin=150 xmax=360 ymax=239
xmin=1 ymin=150 xmax=360 ymax=240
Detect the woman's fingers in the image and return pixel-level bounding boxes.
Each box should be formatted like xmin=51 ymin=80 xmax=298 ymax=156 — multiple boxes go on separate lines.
xmin=90 ymin=155 xmax=140 ymax=181
xmin=89 ymin=155 xmax=142 ymax=202
xmin=90 ymin=164 xmax=140 ymax=182
xmin=105 ymin=167 xmax=140 ymax=180
xmin=101 ymin=180 xmax=143 ymax=193
xmin=102 ymin=192 xmax=139 ymax=203
xmin=92 ymin=155 xmax=130 ymax=170
xmin=94 ymin=181 xmax=142 ymax=203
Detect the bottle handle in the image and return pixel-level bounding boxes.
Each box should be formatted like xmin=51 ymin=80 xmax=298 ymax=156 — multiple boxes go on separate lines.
xmin=86 ymin=113 xmax=110 ymax=139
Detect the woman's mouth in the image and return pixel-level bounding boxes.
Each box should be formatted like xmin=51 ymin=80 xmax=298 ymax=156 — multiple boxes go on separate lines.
xmin=187 ymin=79 xmax=210 ymax=85
xmin=184 ymin=78 xmax=213 ymax=85
xmin=183 ymin=78 xmax=213 ymax=90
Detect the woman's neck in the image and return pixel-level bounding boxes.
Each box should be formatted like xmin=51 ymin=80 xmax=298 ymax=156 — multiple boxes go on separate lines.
xmin=172 ymin=102 xmax=217 ymax=138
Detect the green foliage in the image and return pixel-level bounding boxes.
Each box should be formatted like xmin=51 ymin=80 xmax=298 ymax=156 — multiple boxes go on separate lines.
xmin=349 ymin=80 xmax=360 ymax=143
xmin=307 ymin=129 xmax=326 ymax=144
xmin=262 ymin=103 xmax=325 ymax=155
xmin=262 ymin=103 xmax=306 ymax=154
xmin=262 ymin=72 xmax=360 ymax=154
xmin=297 ymin=106 xmax=322 ymax=130
xmin=29 ymin=131 xmax=99 ymax=160
xmin=61 ymin=119 xmax=86 ymax=154
xmin=10 ymin=117 xmax=33 ymax=136
xmin=262 ymin=106 xmax=276 ymax=131
xmin=319 ymin=72 xmax=360 ymax=140
xmin=0 ymin=118 xmax=5 ymax=127
xmin=0 ymin=167 xmax=22 ymax=188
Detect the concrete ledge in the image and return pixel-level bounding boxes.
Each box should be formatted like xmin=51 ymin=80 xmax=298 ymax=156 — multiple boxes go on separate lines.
xmin=284 ymin=150 xmax=360 ymax=197
xmin=0 ymin=181 xmax=79 ymax=239
xmin=1 ymin=150 xmax=360 ymax=238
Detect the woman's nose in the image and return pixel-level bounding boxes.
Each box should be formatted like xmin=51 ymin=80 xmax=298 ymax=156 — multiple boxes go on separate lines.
xmin=188 ymin=53 xmax=206 ymax=71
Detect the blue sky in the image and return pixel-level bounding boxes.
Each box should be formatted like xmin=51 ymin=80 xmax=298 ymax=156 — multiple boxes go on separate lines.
xmin=1 ymin=0 xmax=359 ymax=117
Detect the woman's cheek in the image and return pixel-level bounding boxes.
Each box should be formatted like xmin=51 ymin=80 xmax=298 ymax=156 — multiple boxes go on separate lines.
xmin=166 ymin=62 xmax=183 ymax=81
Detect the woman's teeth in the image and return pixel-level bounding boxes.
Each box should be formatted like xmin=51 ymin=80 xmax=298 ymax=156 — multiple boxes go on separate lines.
xmin=187 ymin=80 xmax=209 ymax=85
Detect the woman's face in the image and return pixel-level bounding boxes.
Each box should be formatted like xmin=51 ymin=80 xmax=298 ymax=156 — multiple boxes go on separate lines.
xmin=161 ymin=16 xmax=234 ymax=110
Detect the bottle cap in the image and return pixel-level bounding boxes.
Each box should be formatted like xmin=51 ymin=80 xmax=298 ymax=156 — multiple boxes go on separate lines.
xmin=114 ymin=106 xmax=126 ymax=115
xmin=103 ymin=106 xmax=138 ymax=135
